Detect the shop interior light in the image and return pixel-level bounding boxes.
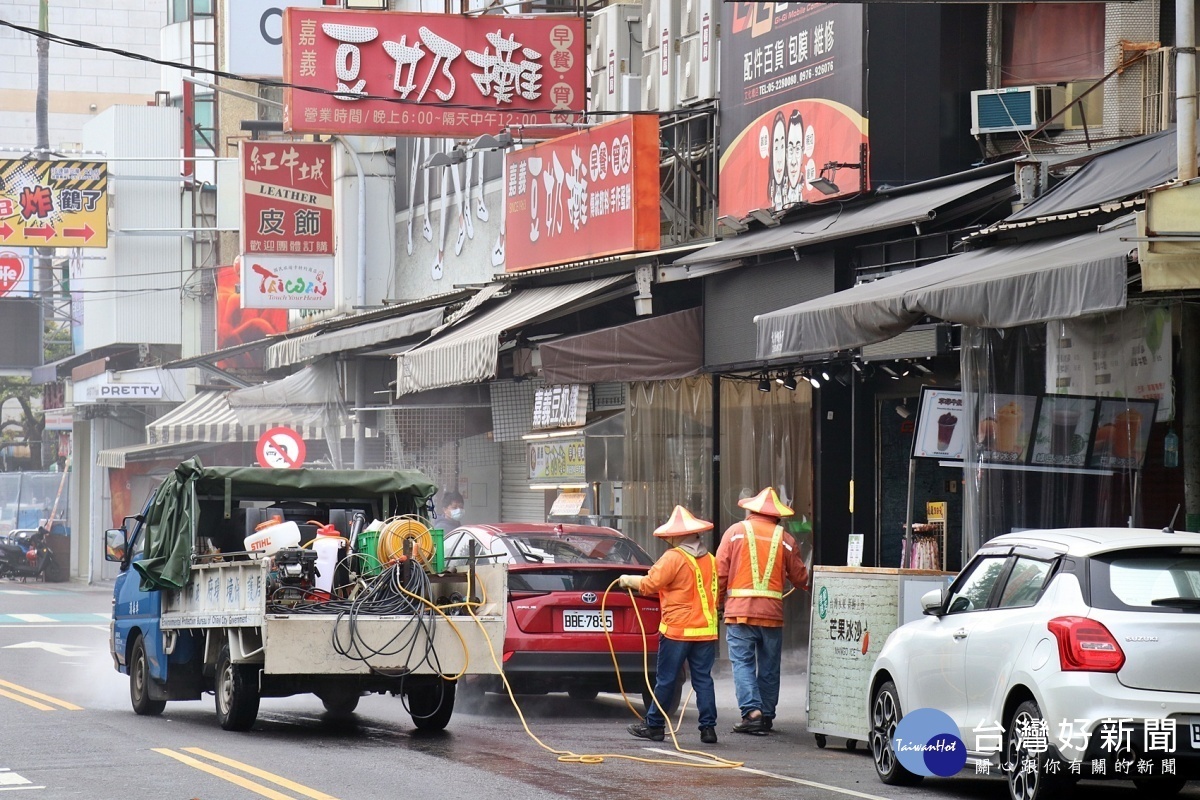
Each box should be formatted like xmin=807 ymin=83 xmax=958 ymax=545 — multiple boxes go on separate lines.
xmin=880 ymin=365 xmax=900 ymax=379
xmin=776 ymin=372 xmax=787 ymax=386
xmin=758 ymin=374 xmax=772 ymax=393
xmin=821 ymin=370 xmax=832 ymax=382
xmin=808 ymin=371 xmax=821 ymax=389
xmin=782 ymin=372 xmax=798 ymax=391
xmin=913 ymin=362 xmax=933 ymax=374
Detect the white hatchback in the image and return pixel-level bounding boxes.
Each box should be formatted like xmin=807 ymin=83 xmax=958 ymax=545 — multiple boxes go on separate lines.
xmin=868 ymin=527 xmax=1200 ymax=799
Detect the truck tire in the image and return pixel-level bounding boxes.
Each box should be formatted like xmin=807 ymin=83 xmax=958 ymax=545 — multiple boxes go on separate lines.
xmin=318 ymin=688 xmax=361 ymax=717
xmin=129 ymin=635 xmax=166 ymax=717
xmin=407 ymin=678 xmax=455 ymax=731
xmin=215 ymin=644 xmax=260 ymax=731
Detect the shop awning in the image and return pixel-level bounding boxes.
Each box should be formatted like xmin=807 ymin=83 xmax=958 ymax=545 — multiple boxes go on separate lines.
xmin=675 ymin=173 xmax=1013 ymax=269
xmin=539 ymin=308 xmax=703 ymax=384
xmin=146 ymin=390 xmax=322 ymax=445
xmin=96 ymin=441 xmax=209 ymax=469
xmin=266 ymin=307 xmax=443 ymax=368
xmin=756 ymin=219 xmax=1134 ymax=359
xmin=395 ymin=275 xmax=632 ymax=395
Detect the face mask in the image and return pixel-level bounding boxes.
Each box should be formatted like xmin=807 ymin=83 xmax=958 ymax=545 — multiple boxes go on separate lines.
xmin=448 ymin=508 xmax=464 ymax=521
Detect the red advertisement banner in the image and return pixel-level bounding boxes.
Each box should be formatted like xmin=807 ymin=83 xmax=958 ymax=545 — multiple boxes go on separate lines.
xmin=216 ymin=264 xmax=288 ymax=369
xmin=241 ymin=141 xmax=335 ymax=257
xmin=282 ymin=9 xmax=585 ymax=137
xmin=503 ymin=115 xmax=660 ymax=272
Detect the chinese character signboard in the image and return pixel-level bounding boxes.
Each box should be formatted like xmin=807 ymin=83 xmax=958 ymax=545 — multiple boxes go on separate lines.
xmin=0 ymin=160 xmax=107 ymax=247
xmin=532 ymin=384 xmax=588 ymax=429
xmin=240 ymin=254 xmax=334 ymax=310
xmin=528 ymin=437 xmax=586 ymax=483
xmin=719 ymin=3 xmax=867 ymax=219
xmin=504 ymin=115 xmax=659 ymax=272
xmin=282 ymin=9 xmax=585 ymax=137
xmin=241 ymin=140 xmax=335 ymax=257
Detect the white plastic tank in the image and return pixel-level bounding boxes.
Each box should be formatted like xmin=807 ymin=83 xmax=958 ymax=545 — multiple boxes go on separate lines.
xmin=311 ymin=524 xmax=347 ymax=596
xmin=243 ymin=518 xmax=301 ymax=556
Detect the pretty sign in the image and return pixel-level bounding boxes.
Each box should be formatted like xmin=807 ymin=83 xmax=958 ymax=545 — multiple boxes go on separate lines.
xmin=282 ymin=9 xmax=585 ymax=137
xmin=239 ymin=255 xmax=334 ymax=310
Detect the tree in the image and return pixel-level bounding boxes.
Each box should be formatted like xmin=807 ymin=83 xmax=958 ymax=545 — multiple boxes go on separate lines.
xmin=0 ymin=378 xmax=45 ymax=468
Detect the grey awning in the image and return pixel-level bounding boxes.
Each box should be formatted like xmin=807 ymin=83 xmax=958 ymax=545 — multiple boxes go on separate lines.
xmin=396 ymin=275 xmax=632 ymax=396
xmin=676 ymin=173 xmax=1013 ymax=268
xmin=146 ymin=389 xmax=323 ymax=445
xmin=756 ymin=219 xmax=1134 ymax=359
xmin=96 ymin=440 xmax=209 ymax=469
xmin=265 ymin=307 xmax=443 ymax=368
xmin=539 ymin=308 xmax=703 ymax=384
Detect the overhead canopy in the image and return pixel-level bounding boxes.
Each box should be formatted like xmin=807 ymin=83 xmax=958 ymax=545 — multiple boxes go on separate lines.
xmin=675 ymin=173 xmax=1013 ymax=269
xmin=266 ymin=307 xmax=443 ymax=368
xmin=756 ymin=219 xmax=1134 ymax=359
xmin=539 ymin=308 xmax=703 ymax=384
xmin=96 ymin=440 xmax=209 ymax=469
xmin=146 ymin=390 xmax=322 ymax=445
xmin=1008 ymin=130 xmax=1187 ymax=221
xmin=395 ymin=275 xmax=632 ymax=396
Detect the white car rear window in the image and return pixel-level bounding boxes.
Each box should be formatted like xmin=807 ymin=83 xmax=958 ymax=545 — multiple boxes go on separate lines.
xmin=1094 ymin=550 xmax=1200 ymax=609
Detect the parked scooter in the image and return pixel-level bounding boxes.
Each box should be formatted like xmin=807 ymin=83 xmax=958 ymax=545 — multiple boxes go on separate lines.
xmin=0 ymin=527 xmax=57 ymax=581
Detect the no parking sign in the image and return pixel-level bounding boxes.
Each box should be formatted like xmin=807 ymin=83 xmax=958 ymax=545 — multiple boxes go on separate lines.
xmin=256 ymin=426 xmax=306 ymax=469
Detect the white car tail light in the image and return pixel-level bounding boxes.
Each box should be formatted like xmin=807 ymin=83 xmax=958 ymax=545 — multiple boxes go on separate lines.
xmin=1047 ymin=616 xmax=1125 ymax=672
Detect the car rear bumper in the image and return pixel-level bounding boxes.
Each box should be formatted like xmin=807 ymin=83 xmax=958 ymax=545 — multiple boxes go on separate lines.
xmin=504 ymin=650 xmax=654 ymax=676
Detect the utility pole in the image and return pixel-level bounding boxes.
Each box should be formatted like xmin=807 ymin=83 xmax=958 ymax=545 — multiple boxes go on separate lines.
xmin=36 ymin=1 xmax=54 ymax=352
xmin=1179 ymin=0 xmax=1200 ymax=529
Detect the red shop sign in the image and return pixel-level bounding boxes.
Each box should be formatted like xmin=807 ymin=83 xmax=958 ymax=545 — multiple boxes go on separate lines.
xmin=241 ymin=141 xmax=335 ymax=257
xmin=282 ymin=9 xmax=585 ymax=138
xmin=504 ymin=115 xmax=660 ymax=272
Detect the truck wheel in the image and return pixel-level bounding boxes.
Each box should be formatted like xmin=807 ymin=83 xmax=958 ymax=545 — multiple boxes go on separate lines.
xmin=319 ymin=688 xmax=361 ymax=717
xmin=407 ymin=678 xmax=455 ymax=731
xmin=129 ymin=635 xmax=166 ymax=717
xmin=215 ymin=644 xmax=259 ymax=731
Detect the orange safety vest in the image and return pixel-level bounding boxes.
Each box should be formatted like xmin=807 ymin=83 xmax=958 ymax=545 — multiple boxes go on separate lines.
xmin=727 ymin=521 xmax=786 ymax=600
xmin=658 ymin=548 xmax=719 ymax=641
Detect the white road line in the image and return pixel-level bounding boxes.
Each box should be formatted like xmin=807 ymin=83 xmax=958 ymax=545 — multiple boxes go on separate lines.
xmin=644 ymin=748 xmax=894 ymax=800
xmin=8 ymin=615 xmax=54 ymax=624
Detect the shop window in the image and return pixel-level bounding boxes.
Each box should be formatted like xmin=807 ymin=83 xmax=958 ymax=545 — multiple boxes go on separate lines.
xmin=1000 ymin=4 xmax=1105 ymax=87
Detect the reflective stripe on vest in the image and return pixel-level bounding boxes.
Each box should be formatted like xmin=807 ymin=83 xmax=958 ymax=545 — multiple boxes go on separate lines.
xmin=658 ymin=548 xmax=719 ymax=638
xmin=728 ymin=521 xmax=785 ymax=599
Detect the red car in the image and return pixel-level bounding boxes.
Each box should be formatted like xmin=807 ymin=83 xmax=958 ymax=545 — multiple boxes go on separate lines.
xmin=443 ymin=523 xmax=679 ymax=711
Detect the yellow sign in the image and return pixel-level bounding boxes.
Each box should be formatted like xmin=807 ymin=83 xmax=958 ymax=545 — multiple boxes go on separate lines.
xmin=926 ymin=501 xmax=947 ymax=523
xmin=0 ymin=160 xmax=108 ymax=248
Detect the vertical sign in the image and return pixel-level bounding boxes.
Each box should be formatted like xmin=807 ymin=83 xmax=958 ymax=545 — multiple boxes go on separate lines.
xmin=718 ymin=3 xmax=867 ymax=219
xmin=504 ymin=115 xmax=660 ymax=272
xmin=282 ymin=9 xmax=585 ymax=137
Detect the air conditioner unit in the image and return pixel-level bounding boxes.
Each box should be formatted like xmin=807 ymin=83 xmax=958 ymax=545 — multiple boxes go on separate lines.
xmin=640 ymin=50 xmax=659 ymax=111
xmin=640 ymin=0 xmax=677 ymax=111
xmin=590 ymin=2 xmax=642 ymax=114
xmin=678 ymin=24 xmax=717 ymax=105
xmin=620 ymin=74 xmax=641 ymax=113
xmin=970 ymin=86 xmax=1065 ymax=135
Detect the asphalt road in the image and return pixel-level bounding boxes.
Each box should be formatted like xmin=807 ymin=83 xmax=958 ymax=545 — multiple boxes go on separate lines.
xmin=0 ymin=579 xmax=1194 ymax=800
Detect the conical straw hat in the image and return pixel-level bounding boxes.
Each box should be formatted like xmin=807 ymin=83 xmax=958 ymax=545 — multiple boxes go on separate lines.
xmin=737 ymin=487 xmax=794 ymax=518
xmin=653 ymin=505 xmax=714 ymax=537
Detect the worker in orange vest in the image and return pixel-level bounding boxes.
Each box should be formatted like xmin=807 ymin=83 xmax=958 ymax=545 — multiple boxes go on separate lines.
xmin=618 ymin=505 xmax=719 ymax=745
xmin=717 ymin=487 xmax=809 ymax=735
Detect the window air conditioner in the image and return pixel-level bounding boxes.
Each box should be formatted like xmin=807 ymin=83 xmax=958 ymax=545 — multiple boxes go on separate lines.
xmin=970 ymin=86 xmax=1065 ymax=135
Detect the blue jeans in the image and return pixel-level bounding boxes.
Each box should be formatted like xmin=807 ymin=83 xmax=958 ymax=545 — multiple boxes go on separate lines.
xmin=726 ymin=623 xmax=783 ymax=721
xmin=645 ymin=634 xmax=717 ymax=730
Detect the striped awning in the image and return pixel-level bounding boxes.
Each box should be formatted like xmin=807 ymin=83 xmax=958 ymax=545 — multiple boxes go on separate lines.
xmin=146 ymin=390 xmax=322 ymax=445
xmin=395 ymin=276 xmax=633 ymax=396
xmin=96 ymin=441 xmax=208 ymax=469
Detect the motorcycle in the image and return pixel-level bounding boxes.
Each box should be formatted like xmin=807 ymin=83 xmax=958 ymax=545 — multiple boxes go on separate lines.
xmin=0 ymin=527 xmax=57 ymax=582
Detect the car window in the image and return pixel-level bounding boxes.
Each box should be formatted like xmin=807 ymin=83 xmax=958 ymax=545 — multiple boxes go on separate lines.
xmin=997 ymin=557 xmax=1054 ymax=608
xmin=945 ymin=555 xmax=1009 ymax=614
xmin=500 ymin=534 xmax=653 ymax=566
xmin=1090 ymin=547 xmax=1200 ymax=610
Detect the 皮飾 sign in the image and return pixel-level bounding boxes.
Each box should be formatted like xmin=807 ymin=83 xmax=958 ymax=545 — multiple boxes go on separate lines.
xmin=0 ymin=160 xmax=107 ymax=248
xmin=504 ymin=115 xmax=660 ymax=272
xmin=240 ymin=255 xmax=334 ymax=310
xmin=241 ymin=141 xmax=335 ymax=257
xmin=282 ymin=9 xmax=585 ymax=137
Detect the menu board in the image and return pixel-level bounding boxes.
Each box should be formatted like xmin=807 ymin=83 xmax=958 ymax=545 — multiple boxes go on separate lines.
xmin=1088 ymin=398 xmax=1158 ymax=470
xmin=977 ymin=394 xmax=1039 ymax=465
xmin=911 ymin=388 xmax=966 ymax=460
xmin=1029 ymin=396 xmax=1098 ymax=469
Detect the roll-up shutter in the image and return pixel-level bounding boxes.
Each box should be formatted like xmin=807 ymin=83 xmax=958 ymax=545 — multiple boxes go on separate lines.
xmin=501 ymin=441 xmax=547 ymax=523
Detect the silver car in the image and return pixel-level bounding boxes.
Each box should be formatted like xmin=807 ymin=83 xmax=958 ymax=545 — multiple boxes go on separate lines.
xmin=868 ymin=527 xmax=1200 ymax=799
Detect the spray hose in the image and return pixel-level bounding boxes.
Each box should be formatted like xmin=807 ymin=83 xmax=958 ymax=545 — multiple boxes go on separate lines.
xmin=464 ymin=578 xmax=743 ymax=769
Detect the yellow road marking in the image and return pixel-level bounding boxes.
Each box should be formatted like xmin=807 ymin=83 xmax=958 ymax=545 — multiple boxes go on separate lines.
xmin=0 ymin=678 xmax=82 ymax=710
xmin=153 ymin=749 xmax=298 ymax=800
xmin=0 ymin=688 xmax=55 ymax=712
xmin=182 ymin=748 xmax=339 ymax=800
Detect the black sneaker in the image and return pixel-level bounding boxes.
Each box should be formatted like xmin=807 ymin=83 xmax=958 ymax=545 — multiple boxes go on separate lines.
xmin=732 ymin=715 xmax=767 ymax=735
xmin=762 ymin=718 xmax=774 ymax=732
xmin=627 ymin=722 xmax=665 ymax=742
xmin=700 ymin=726 xmax=718 ymax=744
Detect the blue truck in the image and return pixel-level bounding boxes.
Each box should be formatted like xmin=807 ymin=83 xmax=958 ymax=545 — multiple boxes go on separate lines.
xmin=105 ymin=460 xmax=505 ymax=731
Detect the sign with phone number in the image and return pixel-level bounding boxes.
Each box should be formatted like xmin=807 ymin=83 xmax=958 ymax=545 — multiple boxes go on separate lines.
xmin=528 ymin=438 xmax=585 ymax=482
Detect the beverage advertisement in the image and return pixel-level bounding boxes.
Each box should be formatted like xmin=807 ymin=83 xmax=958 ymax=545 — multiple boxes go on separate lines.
xmin=1029 ymin=396 xmax=1097 ymax=468
xmin=977 ymin=394 xmax=1039 ymax=465
xmin=1087 ymin=398 xmax=1158 ymax=470
xmin=912 ymin=387 xmax=965 ymax=461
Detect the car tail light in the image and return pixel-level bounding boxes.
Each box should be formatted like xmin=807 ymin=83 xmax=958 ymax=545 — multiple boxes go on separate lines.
xmin=1047 ymin=616 xmax=1125 ymax=672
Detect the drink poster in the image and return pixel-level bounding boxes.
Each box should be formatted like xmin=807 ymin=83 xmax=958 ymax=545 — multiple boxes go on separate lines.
xmin=1088 ymin=398 xmax=1158 ymax=470
xmin=1029 ymin=396 xmax=1097 ymax=468
xmin=912 ymin=387 xmax=965 ymax=461
xmin=977 ymin=394 xmax=1039 ymax=465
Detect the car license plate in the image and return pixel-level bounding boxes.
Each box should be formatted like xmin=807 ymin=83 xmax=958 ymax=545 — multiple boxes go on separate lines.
xmin=562 ymin=610 xmax=614 ymax=632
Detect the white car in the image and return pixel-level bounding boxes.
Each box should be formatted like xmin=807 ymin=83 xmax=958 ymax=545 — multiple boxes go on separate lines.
xmin=868 ymin=527 xmax=1200 ymax=799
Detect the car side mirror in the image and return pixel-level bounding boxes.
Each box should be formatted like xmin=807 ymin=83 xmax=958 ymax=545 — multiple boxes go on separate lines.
xmin=921 ymin=588 xmax=945 ymax=616
xmin=104 ymin=528 xmax=127 ymax=563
